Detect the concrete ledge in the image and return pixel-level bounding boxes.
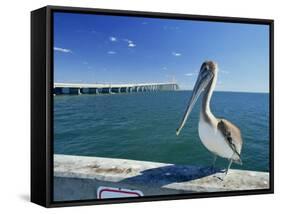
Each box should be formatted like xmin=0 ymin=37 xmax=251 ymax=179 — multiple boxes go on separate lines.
xmin=54 ymin=154 xmax=269 ymax=201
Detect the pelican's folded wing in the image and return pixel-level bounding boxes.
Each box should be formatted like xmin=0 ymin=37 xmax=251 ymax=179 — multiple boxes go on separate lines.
xmin=217 ymin=119 xmax=243 ymax=158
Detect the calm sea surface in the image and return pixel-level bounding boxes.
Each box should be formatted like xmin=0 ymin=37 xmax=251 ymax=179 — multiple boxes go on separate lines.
xmin=54 ymin=91 xmax=269 ymax=172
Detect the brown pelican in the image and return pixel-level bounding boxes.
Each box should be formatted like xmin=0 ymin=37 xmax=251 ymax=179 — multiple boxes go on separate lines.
xmin=176 ymin=61 xmax=243 ymax=175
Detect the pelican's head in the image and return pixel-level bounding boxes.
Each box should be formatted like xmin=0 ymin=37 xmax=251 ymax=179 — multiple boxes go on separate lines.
xmin=200 ymin=61 xmax=218 ymax=77
xmin=176 ymin=61 xmax=217 ymax=136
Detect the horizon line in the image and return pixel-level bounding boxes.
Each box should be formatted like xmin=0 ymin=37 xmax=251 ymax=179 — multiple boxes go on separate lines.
xmin=53 ymin=82 xmax=269 ymax=94
xmin=178 ymin=89 xmax=269 ymax=94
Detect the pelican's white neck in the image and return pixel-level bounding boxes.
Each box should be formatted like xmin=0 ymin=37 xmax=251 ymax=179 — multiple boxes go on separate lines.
xmin=201 ymin=73 xmax=217 ymax=121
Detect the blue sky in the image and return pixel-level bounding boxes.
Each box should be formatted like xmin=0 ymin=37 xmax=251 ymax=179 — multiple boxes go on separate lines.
xmin=54 ymin=12 xmax=270 ymax=93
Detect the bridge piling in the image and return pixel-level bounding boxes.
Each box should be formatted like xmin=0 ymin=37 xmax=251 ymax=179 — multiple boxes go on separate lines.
xmin=54 ymin=82 xmax=179 ymax=96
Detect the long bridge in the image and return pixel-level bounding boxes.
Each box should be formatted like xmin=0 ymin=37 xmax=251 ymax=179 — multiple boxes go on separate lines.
xmin=54 ymin=82 xmax=179 ymax=95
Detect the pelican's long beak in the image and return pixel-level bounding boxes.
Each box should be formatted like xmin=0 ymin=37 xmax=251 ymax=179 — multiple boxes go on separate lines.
xmin=176 ymin=69 xmax=213 ymax=136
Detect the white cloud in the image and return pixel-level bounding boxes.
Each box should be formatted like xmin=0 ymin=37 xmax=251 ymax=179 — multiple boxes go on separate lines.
xmin=162 ymin=67 xmax=168 ymax=70
xmin=184 ymin=70 xmax=198 ymax=77
xmin=123 ymin=39 xmax=132 ymax=43
xmin=172 ymin=52 xmax=181 ymax=57
xmin=109 ymin=36 xmax=117 ymax=42
xmin=54 ymin=47 xmax=72 ymax=53
xmin=107 ymin=51 xmax=116 ymax=54
xmin=184 ymin=73 xmax=194 ymax=76
xmin=128 ymin=43 xmax=136 ymax=48
xmin=123 ymin=39 xmax=136 ymax=48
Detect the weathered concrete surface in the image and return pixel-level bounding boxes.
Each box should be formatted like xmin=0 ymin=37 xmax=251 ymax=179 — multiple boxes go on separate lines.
xmin=54 ymin=154 xmax=269 ymax=201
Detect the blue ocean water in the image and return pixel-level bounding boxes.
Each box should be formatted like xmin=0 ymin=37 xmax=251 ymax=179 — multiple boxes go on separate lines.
xmin=54 ymin=91 xmax=269 ymax=172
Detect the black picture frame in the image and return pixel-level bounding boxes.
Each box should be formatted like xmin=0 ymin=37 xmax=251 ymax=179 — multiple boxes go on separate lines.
xmin=31 ymin=5 xmax=274 ymax=208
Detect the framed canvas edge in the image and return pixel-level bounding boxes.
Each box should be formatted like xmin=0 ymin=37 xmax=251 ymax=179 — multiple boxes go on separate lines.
xmin=37 ymin=5 xmax=274 ymax=208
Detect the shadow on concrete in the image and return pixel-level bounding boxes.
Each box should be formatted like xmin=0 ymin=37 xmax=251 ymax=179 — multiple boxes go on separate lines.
xmin=120 ymin=165 xmax=222 ymax=187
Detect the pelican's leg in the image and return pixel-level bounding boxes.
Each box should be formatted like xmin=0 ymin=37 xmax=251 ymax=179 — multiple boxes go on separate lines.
xmin=225 ymin=159 xmax=233 ymax=175
xmin=215 ymin=159 xmax=233 ymax=181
